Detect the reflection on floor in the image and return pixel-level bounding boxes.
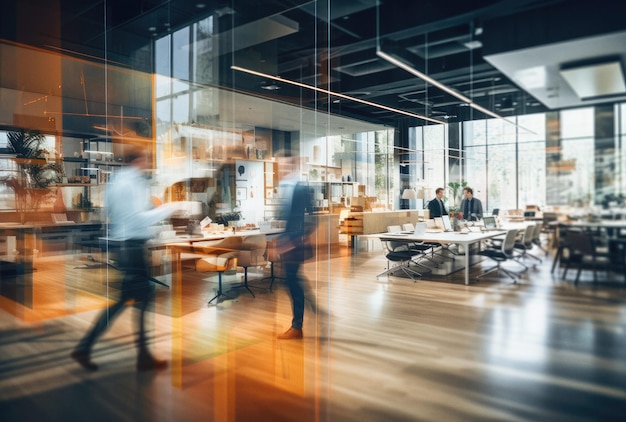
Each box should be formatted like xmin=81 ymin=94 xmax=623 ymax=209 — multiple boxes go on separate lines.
xmin=1 ymin=243 xmax=626 ymax=421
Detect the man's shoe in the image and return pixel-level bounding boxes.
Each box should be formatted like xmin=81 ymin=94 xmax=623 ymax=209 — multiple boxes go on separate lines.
xmin=71 ymin=349 xmax=98 ymax=371
xmin=137 ymin=355 xmax=168 ymax=372
xmin=277 ymin=327 xmax=303 ymax=340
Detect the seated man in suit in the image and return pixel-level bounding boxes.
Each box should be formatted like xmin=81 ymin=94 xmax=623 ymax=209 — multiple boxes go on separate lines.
xmin=460 ymin=187 xmax=484 ymax=221
xmin=426 ymin=187 xmax=448 ymax=218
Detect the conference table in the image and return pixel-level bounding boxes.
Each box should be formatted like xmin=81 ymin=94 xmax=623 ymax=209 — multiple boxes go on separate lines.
xmin=369 ymin=229 xmax=509 ymax=285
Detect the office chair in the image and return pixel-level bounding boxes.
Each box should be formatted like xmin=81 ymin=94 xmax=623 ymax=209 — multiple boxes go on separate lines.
xmin=477 ymin=229 xmax=524 ymax=282
xmin=377 ymin=239 xmax=425 ymax=282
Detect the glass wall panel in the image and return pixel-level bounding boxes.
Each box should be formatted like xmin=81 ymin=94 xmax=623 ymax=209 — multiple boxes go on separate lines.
xmin=487 ymin=143 xmax=517 ymax=211
xmin=4 ymin=0 xmax=626 ymax=340
xmin=423 ymin=125 xmax=446 ymax=203
xmin=517 ymin=114 xmax=546 ymax=208
xmin=553 ymin=108 xmax=594 ymax=206
xmin=561 ymin=107 xmax=594 ymax=138
xmin=619 ymin=104 xmax=626 ymax=196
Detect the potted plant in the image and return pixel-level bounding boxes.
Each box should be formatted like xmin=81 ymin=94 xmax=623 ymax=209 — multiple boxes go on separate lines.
xmin=0 ymin=129 xmax=64 ymax=217
xmin=447 ymin=180 xmax=468 ymax=226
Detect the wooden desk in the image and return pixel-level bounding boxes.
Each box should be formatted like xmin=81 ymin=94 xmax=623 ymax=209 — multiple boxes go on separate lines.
xmin=0 ymin=223 xmax=36 ymax=273
xmin=371 ymin=230 xmax=507 ymax=285
xmin=166 ymin=238 xmax=246 ymax=388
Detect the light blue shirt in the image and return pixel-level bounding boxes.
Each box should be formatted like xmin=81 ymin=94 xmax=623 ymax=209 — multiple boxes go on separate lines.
xmin=105 ymin=166 xmax=176 ymax=240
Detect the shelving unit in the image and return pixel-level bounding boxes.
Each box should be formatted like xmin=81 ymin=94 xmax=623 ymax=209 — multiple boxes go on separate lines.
xmin=59 ymin=136 xmax=122 ymax=211
xmin=263 ymin=161 xmax=280 ymax=220
xmin=309 ymin=181 xmax=357 ymax=214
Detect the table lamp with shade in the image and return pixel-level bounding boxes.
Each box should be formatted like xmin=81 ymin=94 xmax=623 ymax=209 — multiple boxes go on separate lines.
xmin=402 ymin=188 xmax=418 ymax=200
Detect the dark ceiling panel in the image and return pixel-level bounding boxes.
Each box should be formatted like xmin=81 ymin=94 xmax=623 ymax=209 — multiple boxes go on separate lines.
xmin=4 ymin=0 xmax=626 ymax=128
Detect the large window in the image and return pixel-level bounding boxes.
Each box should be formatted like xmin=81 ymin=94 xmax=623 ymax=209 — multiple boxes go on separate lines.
xmin=423 ymin=125 xmax=447 ymax=203
xmin=556 ymin=108 xmax=594 ymax=206
xmin=458 ymin=110 xmax=619 ymax=211
xmin=517 ymin=114 xmax=546 ymax=208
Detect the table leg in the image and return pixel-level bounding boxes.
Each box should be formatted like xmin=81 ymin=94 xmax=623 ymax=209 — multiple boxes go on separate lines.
xmin=464 ymin=243 xmax=470 ymax=285
xmin=171 ymin=250 xmax=182 ymax=388
xmin=550 ymin=246 xmax=562 ymax=274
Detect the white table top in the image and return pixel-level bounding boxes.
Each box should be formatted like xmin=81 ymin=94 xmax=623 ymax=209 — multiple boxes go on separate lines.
xmin=370 ymin=229 xmax=506 ymax=246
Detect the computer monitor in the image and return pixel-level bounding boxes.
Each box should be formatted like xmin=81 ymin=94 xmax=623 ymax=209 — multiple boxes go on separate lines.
xmin=441 ymin=214 xmax=453 ymax=231
xmin=483 ymin=216 xmax=497 ymax=229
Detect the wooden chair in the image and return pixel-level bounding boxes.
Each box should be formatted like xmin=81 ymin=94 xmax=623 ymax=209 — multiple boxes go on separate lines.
xmin=561 ymin=229 xmax=611 ymax=284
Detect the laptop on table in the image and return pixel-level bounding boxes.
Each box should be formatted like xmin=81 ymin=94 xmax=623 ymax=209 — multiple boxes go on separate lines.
xmin=434 ymin=215 xmax=454 ymax=232
xmin=482 ymin=216 xmax=500 ymax=231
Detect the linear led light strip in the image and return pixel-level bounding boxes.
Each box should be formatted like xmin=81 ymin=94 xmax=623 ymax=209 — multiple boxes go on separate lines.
xmin=231 ymin=65 xmax=445 ymax=124
xmin=376 ymin=50 xmax=535 ymax=133
xmin=377 ymin=50 xmax=499 ymax=115
xmin=84 ymin=150 xmax=114 ymax=155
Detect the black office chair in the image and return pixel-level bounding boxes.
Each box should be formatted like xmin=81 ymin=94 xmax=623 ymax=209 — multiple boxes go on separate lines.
xmin=377 ymin=239 xmax=425 ymax=282
xmin=513 ymin=223 xmax=541 ymax=267
xmin=477 ymin=229 xmax=524 ymax=282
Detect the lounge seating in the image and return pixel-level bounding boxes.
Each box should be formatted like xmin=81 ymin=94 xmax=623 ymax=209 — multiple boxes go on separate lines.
xmin=193 ymin=233 xmax=270 ymax=301
xmin=194 ymin=237 xmax=241 ymax=304
xmin=236 ymin=234 xmax=268 ymax=297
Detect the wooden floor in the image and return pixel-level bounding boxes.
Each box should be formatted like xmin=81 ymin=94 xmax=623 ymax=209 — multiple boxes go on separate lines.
xmin=1 ymin=240 xmax=626 ymax=421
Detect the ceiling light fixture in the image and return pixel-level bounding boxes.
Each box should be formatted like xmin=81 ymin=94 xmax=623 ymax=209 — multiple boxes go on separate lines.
xmin=231 ymin=65 xmax=444 ymax=124
xmin=261 ymin=82 xmax=280 ymax=91
xmin=560 ymin=60 xmax=626 ymax=99
xmin=376 ymin=49 xmax=535 ymax=133
xmin=376 ymin=50 xmax=473 ymax=103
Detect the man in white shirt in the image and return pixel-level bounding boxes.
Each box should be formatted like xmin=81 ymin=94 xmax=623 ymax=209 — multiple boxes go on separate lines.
xmin=71 ymin=145 xmax=179 ymax=371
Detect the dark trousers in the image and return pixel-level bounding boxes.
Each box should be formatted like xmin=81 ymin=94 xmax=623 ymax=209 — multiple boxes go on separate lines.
xmin=76 ymin=239 xmax=154 ymax=354
xmin=284 ymin=261 xmax=305 ymax=330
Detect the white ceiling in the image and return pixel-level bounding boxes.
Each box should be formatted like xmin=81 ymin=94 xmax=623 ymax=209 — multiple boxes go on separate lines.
xmin=485 ymin=31 xmax=626 ymax=110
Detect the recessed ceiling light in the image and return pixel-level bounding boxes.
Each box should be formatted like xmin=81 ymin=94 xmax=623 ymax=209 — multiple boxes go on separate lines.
xmin=560 ymin=60 xmax=626 ymax=99
xmin=195 ymin=3 xmax=206 ymax=9
xmin=463 ymin=40 xmax=482 ymax=50
xmin=261 ymin=83 xmax=280 ymax=91
xmin=148 ymin=26 xmax=156 ymax=32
